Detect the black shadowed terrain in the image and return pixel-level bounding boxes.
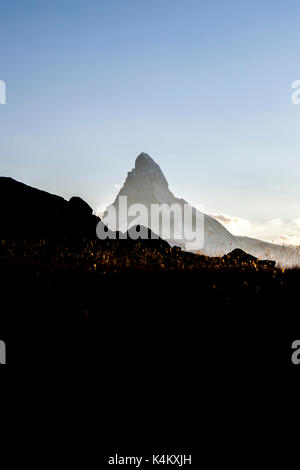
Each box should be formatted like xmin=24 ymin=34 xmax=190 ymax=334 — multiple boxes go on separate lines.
xmin=0 ymin=177 xmax=298 ymax=450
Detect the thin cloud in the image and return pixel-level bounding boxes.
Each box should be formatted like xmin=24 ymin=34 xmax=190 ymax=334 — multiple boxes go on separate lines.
xmin=209 ymin=213 xmax=300 ymax=246
xmin=268 ymin=218 xmax=282 ymax=226
xmin=209 ymin=213 xmax=252 ymax=235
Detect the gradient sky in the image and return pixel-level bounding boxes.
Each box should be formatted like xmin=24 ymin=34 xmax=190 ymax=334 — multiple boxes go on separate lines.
xmin=1 ymin=0 xmax=300 ymax=244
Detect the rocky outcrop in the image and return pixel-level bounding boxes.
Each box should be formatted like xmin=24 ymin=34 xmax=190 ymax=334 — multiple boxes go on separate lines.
xmin=0 ymin=177 xmax=99 ymax=239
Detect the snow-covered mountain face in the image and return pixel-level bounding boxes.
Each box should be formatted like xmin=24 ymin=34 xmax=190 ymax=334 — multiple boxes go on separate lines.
xmin=107 ymin=153 xmax=299 ymax=267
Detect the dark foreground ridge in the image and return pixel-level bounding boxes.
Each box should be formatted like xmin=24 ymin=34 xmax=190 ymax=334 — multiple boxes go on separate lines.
xmin=0 ymin=177 xmax=298 ymax=447
xmin=0 ymin=176 xmax=100 ymax=239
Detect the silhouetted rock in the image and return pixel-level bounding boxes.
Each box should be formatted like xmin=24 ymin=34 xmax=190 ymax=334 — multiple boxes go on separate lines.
xmin=123 ymin=225 xmax=170 ymax=250
xmin=0 ymin=177 xmax=99 ymax=240
xmin=223 ymin=249 xmax=276 ymax=268
xmin=223 ymin=249 xmax=257 ymax=263
xmin=68 ymin=196 xmax=93 ymax=216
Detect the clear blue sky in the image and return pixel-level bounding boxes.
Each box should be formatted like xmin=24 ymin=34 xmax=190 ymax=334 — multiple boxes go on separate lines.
xmin=1 ymin=0 xmax=300 ymax=242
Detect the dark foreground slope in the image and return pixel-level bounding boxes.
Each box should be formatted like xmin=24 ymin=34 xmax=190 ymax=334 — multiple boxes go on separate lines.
xmin=0 ymin=176 xmax=99 ymax=239
xmin=0 ymin=178 xmax=299 ymax=457
xmin=0 ymin=177 xmax=298 ymax=373
xmin=1 ymin=238 xmax=299 ymax=456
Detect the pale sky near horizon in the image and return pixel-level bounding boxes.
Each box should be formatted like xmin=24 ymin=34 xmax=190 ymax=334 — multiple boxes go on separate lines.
xmin=1 ymin=0 xmax=300 ymax=245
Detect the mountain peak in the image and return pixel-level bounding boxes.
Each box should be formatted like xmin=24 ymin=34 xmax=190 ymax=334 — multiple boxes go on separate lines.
xmin=136 ymin=152 xmax=151 ymax=160
xmin=135 ymin=152 xmax=159 ymax=170
xmin=132 ymin=152 xmax=168 ymax=186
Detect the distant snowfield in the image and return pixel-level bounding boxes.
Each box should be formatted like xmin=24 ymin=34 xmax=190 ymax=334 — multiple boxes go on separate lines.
xmin=108 ymin=153 xmax=300 ymax=268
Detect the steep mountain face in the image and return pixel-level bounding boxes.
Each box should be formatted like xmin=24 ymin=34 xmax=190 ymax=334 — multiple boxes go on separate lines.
xmin=115 ymin=153 xmax=174 ymax=206
xmin=110 ymin=153 xmax=235 ymax=250
xmin=109 ymin=153 xmax=299 ymax=266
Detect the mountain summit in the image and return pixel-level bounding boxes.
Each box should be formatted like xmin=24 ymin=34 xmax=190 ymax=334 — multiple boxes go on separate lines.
xmin=108 ymin=153 xmax=299 ymax=266
xmin=135 ymin=152 xmax=168 ymax=183
xmin=114 ymin=152 xmax=174 ymax=207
